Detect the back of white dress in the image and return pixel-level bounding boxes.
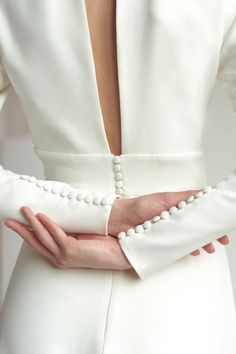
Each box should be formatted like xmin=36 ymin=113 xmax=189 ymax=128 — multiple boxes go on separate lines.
xmin=0 ymin=1 xmax=236 ymax=353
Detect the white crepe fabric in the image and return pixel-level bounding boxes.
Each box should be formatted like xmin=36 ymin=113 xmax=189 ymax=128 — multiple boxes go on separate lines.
xmin=0 ymin=1 xmax=236 ymax=353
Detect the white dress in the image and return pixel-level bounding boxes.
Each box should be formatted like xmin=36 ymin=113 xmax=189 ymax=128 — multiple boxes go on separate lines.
xmin=0 ymin=1 xmax=236 ymax=353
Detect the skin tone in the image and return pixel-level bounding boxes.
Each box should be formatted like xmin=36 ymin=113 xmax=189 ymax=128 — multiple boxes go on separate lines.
xmin=84 ymin=0 xmax=121 ymax=156
xmin=4 ymin=0 xmax=230 ymax=270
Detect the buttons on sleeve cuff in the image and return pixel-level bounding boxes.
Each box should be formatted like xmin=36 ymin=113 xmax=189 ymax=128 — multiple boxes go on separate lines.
xmin=117 ymin=185 xmax=213 ymax=240
xmin=18 ymin=174 xmax=117 ymax=207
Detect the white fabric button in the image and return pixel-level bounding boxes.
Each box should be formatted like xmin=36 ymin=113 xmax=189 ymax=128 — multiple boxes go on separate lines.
xmin=186 ymin=195 xmax=195 ymax=203
xmin=115 ymin=180 xmax=123 ymax=188
xmin=60 ymin=188 xmax=69 ymax=198
xmin=101 ymin=197 xmax=110 ymax=206
xmin=28 ymin=176 xmax=37 ymax=183
xmin=135 ymin=224 xmax=144 ymax=233
xmin=76 ymin=193 xmax=85 ymax=201
xmin=36 ymin=180 xmax=45 ymax=187
xmin=195 ymin=191 xmax=204 ymax=198
xmin=178 ymin=200 xmax=187 ymax=208
xmin=43 ymin=184 xmax=52 ymax=191
xmin=115 ymin=187 xmax=123 ymax=195
xmin=127 ymin=228 xmax=136 ymax=236
xmin=203 ymin=186 xmax=212 ymax=193
xmin=51 ymin=185 xmax=60 ymax=194
xmin=169 ymin=206 xmax=178 ymax=214
xmin=143 ymin=220 xmax=152 ymax=229
xmin=115 ymin=172 xmax=122 ymax=181
xmin=160 ymin=210 xmax=170 ymax=219
xmin=151 ymin=215 xmax=161 ymax=223
xmin=113 ymin=164 xmax=121 ymax=172
xmin=67 ymin=191 xmax=75 ymax=199
xmin=21 ymin=175 xmax=30 ymax=180
xmin=112 ymin=155 xmax=121 ymax=164
xmin=93 ymin=196 xmax=102 ymax=205
xmin=84 ymin=195 xmax=92 ymax=203
xmin=118 ymin=231 xmax=126 ymax=240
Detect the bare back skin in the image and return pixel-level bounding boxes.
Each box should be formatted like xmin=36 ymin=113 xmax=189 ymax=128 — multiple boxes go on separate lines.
xmin=84 ymin=0 xmax=121 ymax=156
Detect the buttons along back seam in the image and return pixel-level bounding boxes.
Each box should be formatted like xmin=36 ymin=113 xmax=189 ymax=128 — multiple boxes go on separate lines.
xmin=112 ymin=155 xmax=125 ymax=196
xmin=17 ymin=175 xmax=114 ymax=207
xmin=117 ymin=185 xmax=213 ymax=239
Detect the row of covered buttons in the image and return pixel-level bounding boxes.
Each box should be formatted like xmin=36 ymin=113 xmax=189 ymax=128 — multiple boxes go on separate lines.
xmin=112 ymin=155 xmax=125 ymax=195
xmin=117 ymin=185 xmax=213 ymax=239
xmin=18 ymin=174 xmax=114 ymax=206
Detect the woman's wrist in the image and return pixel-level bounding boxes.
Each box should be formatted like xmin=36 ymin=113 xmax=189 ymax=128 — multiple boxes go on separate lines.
xmin=107 ymin=197 xmax=134 ymax=236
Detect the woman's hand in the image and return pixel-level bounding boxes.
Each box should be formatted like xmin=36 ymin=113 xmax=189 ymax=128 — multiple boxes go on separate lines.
xmin=109 ymin=189 xmax=230 ymax=256
xmin=4 ymin=206 xmax=132 ymax=271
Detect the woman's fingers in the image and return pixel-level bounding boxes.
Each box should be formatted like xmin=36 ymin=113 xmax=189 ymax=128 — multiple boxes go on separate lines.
xmin=4 ymin=219 xmax=57 ymax=263
xmin=202 ymin=243 xmax=215 ymax=253
xmin=190 ymin=249 xmax=200 ymax=256
xmin=190 ymin=245 xmax=215 ymax=256
xmin=35 ymin=212 xmax=68 ymax=251
xmin=216 ymin=235 xmax=230 ymax=245
xmin=19 ymin=206 xmax=61 ymax=257
xmin=190 ymin=235 xmax=230 ymax=256
xmin=203 ymin=236 xmax=230 ymax=253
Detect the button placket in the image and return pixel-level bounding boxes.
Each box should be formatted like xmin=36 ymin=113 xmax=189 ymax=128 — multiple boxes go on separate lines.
xmin=112 ymin=155 xmax=125 ymax=196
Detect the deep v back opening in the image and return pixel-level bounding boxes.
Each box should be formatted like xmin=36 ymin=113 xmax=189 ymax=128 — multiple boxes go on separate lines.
xmin=83 ymin=0 xmax=122 ymax=156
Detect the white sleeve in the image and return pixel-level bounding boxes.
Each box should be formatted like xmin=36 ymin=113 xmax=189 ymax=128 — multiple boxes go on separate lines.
xmin=0 ymin=59 xmax=121 ymax=235
xmin=118 ymin=10 xmax=236 ymax=280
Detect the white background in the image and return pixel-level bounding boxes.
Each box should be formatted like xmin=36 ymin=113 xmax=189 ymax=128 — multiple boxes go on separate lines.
xmin=1 ymin=80 xmax=236 ymax=307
